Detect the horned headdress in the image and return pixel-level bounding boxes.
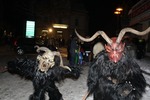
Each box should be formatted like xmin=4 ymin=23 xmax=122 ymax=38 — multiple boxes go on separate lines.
xmin=34 ymin=45 xmax=71 ymax=73
xmin=75 ymin=27 xmax=150 ymax=63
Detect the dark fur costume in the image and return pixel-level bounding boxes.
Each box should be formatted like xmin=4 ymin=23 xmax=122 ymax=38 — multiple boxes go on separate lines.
xmin=7 ymin=55 xmax=80 ymax=100
xmin=87 ymin=47 xmax=146 ymax=100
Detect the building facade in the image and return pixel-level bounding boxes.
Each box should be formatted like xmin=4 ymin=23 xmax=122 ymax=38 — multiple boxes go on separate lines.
xmin=128 ymin=0 xmax=150 ymax=51
xmin=0 ymin=0 xmax=89 ymax=46
xmin=34 ymin=0 xmax=89 ymax=45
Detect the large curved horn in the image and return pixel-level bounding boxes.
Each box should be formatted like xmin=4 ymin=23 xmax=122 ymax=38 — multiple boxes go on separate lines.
xmin=35 ymin=46 xmax=71 ymax=71
xmin=116 ymin=27 xmax=150 ymax=43
xmin=34 ymin=45 xmax=39 ymax=49
xmin=53 ymin=51 xmax=71 ymax=71
xmin=35 ymin=45 xmax=52 ymax=53
xmin=75 ymin=29 xmax=112 ymax=45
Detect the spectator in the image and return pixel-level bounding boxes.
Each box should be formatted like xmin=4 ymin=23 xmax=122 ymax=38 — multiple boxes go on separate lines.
xmin=69 ymin=34 xmax=79 ymax=66
xmin=67 ymin=35 xmax=72 ymax=60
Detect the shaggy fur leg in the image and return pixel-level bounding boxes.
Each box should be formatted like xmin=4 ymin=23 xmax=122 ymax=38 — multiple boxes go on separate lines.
xmin=87 ymin=51 xmax=146 ymax=100
xmin=48 ymin=89 xmax=63 ymax=100
xmin=29 ymin=89 xmax=45 ymax=100
xmin=29 ymin=80 xmax=46 ymax=100
xmin=47 ymin=83 xmax=63 ymax=100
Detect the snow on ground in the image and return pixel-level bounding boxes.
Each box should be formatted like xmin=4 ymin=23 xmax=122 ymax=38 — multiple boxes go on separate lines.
xmin=136 ymin=54 xmax=150 ymax=100
xmin=58 ymin=55 xmax=150 ymax=100
xmin=0 ymin=53 xmax=150 ymax=100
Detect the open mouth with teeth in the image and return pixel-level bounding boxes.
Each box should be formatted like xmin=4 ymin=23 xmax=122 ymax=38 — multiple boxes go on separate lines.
xmin=35 ymin=46 xmax=71 ymax=73
xmin=38 ymin=61 xmax=54 ymax=73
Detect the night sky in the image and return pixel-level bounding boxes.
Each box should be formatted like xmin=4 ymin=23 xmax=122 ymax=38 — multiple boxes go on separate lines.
xmin=2 ymin=0 xmax=140 ymax=37
xmin=82 ymin=0 xmax=140 ymax=36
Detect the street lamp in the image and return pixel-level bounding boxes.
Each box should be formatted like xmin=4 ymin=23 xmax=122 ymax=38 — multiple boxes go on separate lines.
xmin=114 ymin=7 xmax=123 ymax=33
xmin=48 ymin=28 xmax=53 ymax=33
xmin=114 ymin=7 xmax=123 ymax=15
xmin=114 ymin=11 xmax=121 ymax=15
xmin=116 ymin=7 xmax=123 ymax=12
xmin=48 ymin=28 xmax=53 ymax=38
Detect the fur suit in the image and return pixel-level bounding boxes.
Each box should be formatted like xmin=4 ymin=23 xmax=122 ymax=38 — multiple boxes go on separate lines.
xmin=75 ymin=27 xmax=150 ymax=100
xmin=7 ymin=52 xmax=80 ymax=100
xmin=87 ymin=48 xmax=146 ymax=100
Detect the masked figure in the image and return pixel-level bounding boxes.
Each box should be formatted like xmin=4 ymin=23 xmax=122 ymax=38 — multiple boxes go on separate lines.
xmin=7 ymin=46 xmax=81 ymax=100
xmin=76 ymin=27 xmax=150 ymax=100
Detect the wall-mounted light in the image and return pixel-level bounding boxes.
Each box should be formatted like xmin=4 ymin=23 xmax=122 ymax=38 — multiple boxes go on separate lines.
xmin=53 ymin=24 xmax=68 ymax=29
xmin=57 ymin=31 xmax=63 ymax=33
xmin=114 ymin=7 xmax=123 ymax=15
xmin=116 ymin=7 xmax=123 ymax=12
xmin=42 ymin=30 xmax=48 ymax=33
xmin=114 ymin=11 xmax=121 ymax=15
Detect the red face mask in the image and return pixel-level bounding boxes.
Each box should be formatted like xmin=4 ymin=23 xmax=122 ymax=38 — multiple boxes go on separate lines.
xmin=105 ymin=37 xmax=125 ymax=63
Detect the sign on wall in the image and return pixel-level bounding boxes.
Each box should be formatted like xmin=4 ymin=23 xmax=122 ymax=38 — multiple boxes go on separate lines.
xmin=25 ymin=21 xmax=35 ymax=38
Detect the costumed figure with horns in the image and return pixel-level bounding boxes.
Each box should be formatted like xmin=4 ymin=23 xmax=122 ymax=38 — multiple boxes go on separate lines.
xmin=7 ymin=45 xmax=81 ymax=100
xmin=76 ymin=27 xmax=150 ymax=100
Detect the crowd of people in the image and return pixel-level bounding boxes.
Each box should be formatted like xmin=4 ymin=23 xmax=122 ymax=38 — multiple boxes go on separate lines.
xmin=67 ymin=34 xmax=93 ymax=67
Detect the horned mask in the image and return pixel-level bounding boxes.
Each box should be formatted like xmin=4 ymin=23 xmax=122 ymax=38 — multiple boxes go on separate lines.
xmin=75 ymin=27 xmax=150 ymax=63
xmin=35 ymin=46 xmax=71 ymax=73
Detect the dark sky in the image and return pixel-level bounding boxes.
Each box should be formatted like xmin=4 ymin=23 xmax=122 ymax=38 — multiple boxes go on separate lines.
xmin=82 ymin=0 xmax=140 ymax=35
xmin=2 ymin=0 xmax=140 ymax=36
